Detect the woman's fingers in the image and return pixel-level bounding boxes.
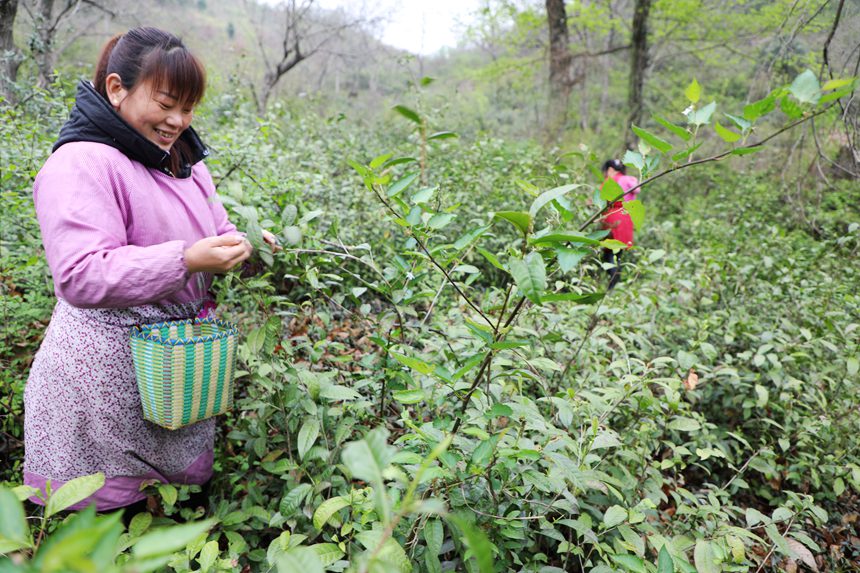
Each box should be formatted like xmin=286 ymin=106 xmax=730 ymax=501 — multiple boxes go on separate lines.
xmin=210 ymin=234 xmax=245 ymax=247
xmin=186 ymin=235 xmax=253 ymax=273
xmin=262 ymin=229 xmax=283 ymax=252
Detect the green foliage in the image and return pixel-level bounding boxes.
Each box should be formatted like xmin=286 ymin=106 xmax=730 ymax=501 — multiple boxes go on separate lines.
xmin=2 ymin=67 xmax=858 ymax=572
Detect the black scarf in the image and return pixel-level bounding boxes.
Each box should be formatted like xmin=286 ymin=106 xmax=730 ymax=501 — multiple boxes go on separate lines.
xmin=53 ymin=80 xmax=208 ymax=179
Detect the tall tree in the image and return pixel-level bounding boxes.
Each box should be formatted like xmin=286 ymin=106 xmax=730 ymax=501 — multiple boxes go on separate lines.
xmin=22 ymin=0 xmax=114 ymax=88
xmin=247 ymin=0 xmax=374 ymax=112
xmin=545 ymin=0 xmax=573 ymax=138
xmin=0 ymin=0 xmax=22 ymax=100
xmin=625 ymin=0 xmax=652 ymax=149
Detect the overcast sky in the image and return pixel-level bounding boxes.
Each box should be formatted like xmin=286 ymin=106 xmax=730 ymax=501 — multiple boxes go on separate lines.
xmin=316 ymin=0 xmax=483 ymax=55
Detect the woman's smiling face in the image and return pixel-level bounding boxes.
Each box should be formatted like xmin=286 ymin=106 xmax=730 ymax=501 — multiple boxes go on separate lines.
xmin=106 ymin=74 xmax=194 ymax=151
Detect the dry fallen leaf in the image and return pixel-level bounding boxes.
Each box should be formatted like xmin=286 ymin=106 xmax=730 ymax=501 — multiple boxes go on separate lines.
xmin=683 ymin=369 xmax=699 ymax=390
xmin=787 ymin=537 xmax=819 ymax=572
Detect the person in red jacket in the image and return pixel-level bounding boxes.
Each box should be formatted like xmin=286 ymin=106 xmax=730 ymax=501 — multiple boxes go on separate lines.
xmin=600 ymin=159 xmax=639 ymax=289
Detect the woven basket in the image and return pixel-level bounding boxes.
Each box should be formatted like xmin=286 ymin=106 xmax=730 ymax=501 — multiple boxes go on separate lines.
xmin=130 ymin=318 xmax=238 ymax=430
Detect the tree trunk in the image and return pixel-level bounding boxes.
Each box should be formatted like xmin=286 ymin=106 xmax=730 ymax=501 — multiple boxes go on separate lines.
xmin=34 ymin=0 xmax=56 ymax=88
xmin=625 ymin=0 xmax=652 ymax=150
xmin=545 ymin=0 xmax=573 ymax=140
xmin=0 ymin=0 xmax=22 ymax=100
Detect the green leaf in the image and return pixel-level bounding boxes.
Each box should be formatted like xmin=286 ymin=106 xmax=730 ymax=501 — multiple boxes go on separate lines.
xmin=754 ymin=384 xmax=769 ymax=408
xmin=529 ymin=232 xmax=600 ymax=246
xmin=772 ymin=507 xmax=794 ymax=523
xmin=727 ymin=535 xmax=745 ymax=563
xmin=283 ymin=226 xmax=302 ymax=246
xmin=745 ymin=508 xmax=770 ymax=527
xmin=688 ymin=101 xmax=717 ymax=126
xmin=819 ymin=87 xmax=853 ymax=104
xmin=280 ymin=204 xmax=298 ymax=226
xmin=45 ymin=472 xmax=105 ymax=518
xmin=781 ymin=95 xmax=804 ymax=119
xmin=623 ymin=150 xmax=645 ymax=171
xmin=790 ymin=70 xmax=820 ymax=104
xmin=626 ymin=200 xmax=645 ymax=231
xmin=744 ymin=94 xmax=776 ymax=121
xmin=393 ymin=389 xmax=425 ymax=404
xmin=424 ymin=519 xmax=443 ymax=573
xmin=383 ymin=156 xmax=419 ymax=168
xmin=556 ymin=247 xmax=589 ymax=273
xmin=277 ymin=547 xmax=325 ymax=573
xmin=731 ymin=146 xmax=763 ymax=156
xmin=485 ymin=404 xmax=514 ymax=418
xmin=393 ymin=105 xmax=422 ymax=124
xmin=632 ymin=125 xmax=673 ymax=153
xmin=453 ymin=225 xmax=491 ymax=250
xmin=477 ymin=248 xmax=504 ymax=270
xmin=509 ymin=252 xmax=546 ymax=305
xmin=312 ymin=496 xmax=350 ymax=530
xmin=128 ymin=512 xmax=153 ymax=537
xmin=132 ymin=519 xmax=216 ymax=558
xmin=601 ymin=176 xmax=624 ymax=202
xmin=319 ymin=384 xmax=361 ymax=401
xmin=158 ymin=484 xmax=177 ymax=507
xmin=848 ymin=357 xmax=859 ymax=376
xmin=391 ymin=352 xmax=435 ymax=374
xmin=685 ymin=79 xmax=702 ymax=103
xmin=0 ymin=487 xmax=32 ymax=553
xmin=357 ymin=530 xmax=413 ymax=573
xmin=668 ymin=417 xmax=701 ymax=432
xmin=601 ymin=239 xmax=629 ymax=251
xmin=657 ymin=545 xmax=675 ymax=573
xmin=714 ymin=122 xmax=741 ymax=143
xmin=529 ymin=184 xmax=580 ymax=218
xmin=603 ymin=505 xmax=627 ymax=529
xmin=653 ymin=114 xmax=692 ymax=142
xmin=541 ymin=292 xmax=604 ymax=304
xmin=427 ymin=131 xmax=458 ymax=140
xmin=369 ymin=153 xmax=393 ymax=169
xmin=612 ymin=554 xmax=647 ymax=573
xmin=672 ymin=142 xmax=703 ymax=162
xmin=694 ymin=540 xmax=720 ymax=573
xmin=724 ymin=113 xmax=752 ymax=132
xmin=387 ymin=172 xmax=419 ymax=198
xmin=341 ymin=428 xmax=394 ymax=486
xmin=297 ymin=418 xmax=320 ymax=460
xmin=280 ymin=484 xmax=312 ymax=517
xmin=822 ymin=78 xmax=853 ymax=91
xmin=198 ymin=540 xmax=219 ymax=573
xmin=765 ymin=524 xmax=793 ymax=558
xmin=494 ymin=211 xmax=531 ymax=236
xmin=310 ymin=543 xmax=345 ymax=566
xmin=427 ymin=213 xmax=455 ymax=229
xmin=448 ymin=514 xmax=494 ymax=573
xmin=411 ymin=186 xmax=437 ymax=204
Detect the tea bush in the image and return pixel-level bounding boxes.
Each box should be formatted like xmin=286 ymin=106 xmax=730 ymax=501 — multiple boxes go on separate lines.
xmin=1 ymin=72 xmax=858 ymax=572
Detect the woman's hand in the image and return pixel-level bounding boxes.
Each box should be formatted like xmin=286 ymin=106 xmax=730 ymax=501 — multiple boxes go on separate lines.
xmin=262 ymin=229 xmax=282 ymax=252
xmin=185 ymin=235 xmax=253 ymax=274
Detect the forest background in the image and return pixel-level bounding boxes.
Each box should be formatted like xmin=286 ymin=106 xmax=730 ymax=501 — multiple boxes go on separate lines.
xmin=1 ymin=0 xmax=859 ymax=572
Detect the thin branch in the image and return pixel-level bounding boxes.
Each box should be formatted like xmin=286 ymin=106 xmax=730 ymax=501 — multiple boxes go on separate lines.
xmin=821 ymin=0 xmax=845 ymax=79
xmin=578 ymin=104 xmax=838 ymax=232
xmin=754 ymin=515 xmax=797 ymax=573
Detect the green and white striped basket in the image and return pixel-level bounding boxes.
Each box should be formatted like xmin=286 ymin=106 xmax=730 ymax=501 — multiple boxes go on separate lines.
xmin=130 ymin=318 xmax=238 ymax=430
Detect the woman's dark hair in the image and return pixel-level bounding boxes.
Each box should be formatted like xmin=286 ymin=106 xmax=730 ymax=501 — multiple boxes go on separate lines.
xmin=602 ymin=159 xmax=626 ymax=174
xmin=94 ymin=27 xmax=206 ymax=174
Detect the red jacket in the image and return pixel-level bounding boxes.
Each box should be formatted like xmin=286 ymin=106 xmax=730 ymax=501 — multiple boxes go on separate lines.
xmin=600 ymin=172 xmax=636 ymax=248
xmin=602 ymin=201 xmax=634 ymax=247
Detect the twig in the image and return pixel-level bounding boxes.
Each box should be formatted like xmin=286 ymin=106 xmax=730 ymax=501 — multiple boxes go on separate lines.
xmin=577 ymin=104 xmax=839 ymax=232
xmin=754 ymin=515 xmax=797 ymax=573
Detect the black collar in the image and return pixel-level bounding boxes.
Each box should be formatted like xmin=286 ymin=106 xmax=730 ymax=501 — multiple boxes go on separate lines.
xmin=52 ymin=80 xmax=209 ymax=179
